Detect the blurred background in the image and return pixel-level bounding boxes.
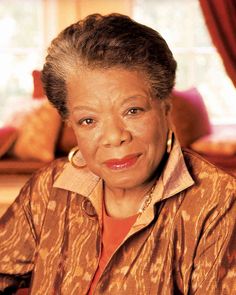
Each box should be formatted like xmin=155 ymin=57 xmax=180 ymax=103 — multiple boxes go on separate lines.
xmin=0 ymin=0 xmax=235 ymax=125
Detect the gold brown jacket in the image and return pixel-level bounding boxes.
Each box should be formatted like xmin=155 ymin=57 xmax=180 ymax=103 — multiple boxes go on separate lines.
xmin=0 ymin=142 xmax=235 ymax=294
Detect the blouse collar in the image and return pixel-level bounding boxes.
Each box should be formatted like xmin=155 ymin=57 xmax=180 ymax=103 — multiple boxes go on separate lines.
xmin=53 ymin=140 xmax=194 ymax=215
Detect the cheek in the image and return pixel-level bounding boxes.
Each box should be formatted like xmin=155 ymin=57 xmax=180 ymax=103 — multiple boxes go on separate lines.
xmin=72 ymin=129 xmax=94 ymax=156
xmin=132 ymin=114 xmax=168 ymax=146
xmin=73 ymin=129 xmax=103 ymax=170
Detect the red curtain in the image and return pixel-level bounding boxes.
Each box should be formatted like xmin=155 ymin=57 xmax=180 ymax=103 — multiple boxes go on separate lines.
xmin=199 ymin=0 xmax=236 ymax=87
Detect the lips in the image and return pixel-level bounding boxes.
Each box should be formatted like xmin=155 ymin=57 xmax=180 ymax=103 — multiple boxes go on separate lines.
xmin=104 ymin=154 xmax=141 ymax=170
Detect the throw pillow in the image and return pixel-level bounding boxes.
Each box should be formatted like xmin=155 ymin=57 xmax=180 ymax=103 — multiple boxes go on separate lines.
xmin=32 ymin=70 xmax=45 ymax=99
xmin=170 ymin=88 xmax=212 ymax=147
xmin=0 ymin=126 xmax=18 ymax=158
xmin=12 ymin=100 xmax=61 ymax=162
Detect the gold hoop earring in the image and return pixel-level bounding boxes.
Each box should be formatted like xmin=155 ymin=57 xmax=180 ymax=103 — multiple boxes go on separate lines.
xmin=166 ymin=130 xmax=173 ymax=154
xmin=68 ymin=146 xmax=87 ymax=169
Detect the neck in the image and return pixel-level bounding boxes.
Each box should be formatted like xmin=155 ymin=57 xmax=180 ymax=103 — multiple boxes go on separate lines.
xmin=104 ymin=179 xmax=156 ymax=218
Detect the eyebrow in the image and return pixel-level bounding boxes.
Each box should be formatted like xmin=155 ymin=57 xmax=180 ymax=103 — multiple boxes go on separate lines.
xmin=72 ymin=94 xmax=149 ymax=113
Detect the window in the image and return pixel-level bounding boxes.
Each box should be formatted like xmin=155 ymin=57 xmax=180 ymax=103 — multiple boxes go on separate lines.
xmin=133 ymin=0 xmax=236 ymax=124
xmin=0 ymin=0 xmax=45 ymax=125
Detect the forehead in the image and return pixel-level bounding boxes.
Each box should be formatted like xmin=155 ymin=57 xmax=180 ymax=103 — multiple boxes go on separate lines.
xmin=66 ymin=67 xmax=151 ymax=101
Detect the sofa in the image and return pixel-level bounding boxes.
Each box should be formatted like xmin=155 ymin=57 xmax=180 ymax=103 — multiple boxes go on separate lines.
xmin=170 ymin=88 xmax=236 ymax=176
xmin=0 ymin=71 xmax=236 ymax=177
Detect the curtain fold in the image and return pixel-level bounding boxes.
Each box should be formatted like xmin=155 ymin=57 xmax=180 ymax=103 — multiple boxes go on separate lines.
xmin=199 ymin=0 xmax=236 ymax=87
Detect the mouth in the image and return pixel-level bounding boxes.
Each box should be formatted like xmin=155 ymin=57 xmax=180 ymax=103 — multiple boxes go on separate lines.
xmin=104 ymin=153 xmax=141 ymax=170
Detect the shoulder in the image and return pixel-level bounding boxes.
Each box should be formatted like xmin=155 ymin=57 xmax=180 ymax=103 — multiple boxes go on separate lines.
xmin=179 ymin=149 xmax=235 ymax=228
xmin=29 ymin=157 xmax=67 ymax=184
xmin=14 ymin=158 xmax=69 ymax=235
xmin=30 ymin=157 xmax=68 ymax=185
xmin=182 ymin=148 xmax=236 ymax=190
xmin=176 ymin=151 xmax=236 ymax=294
xmin=16 ymin=158 xmax=68 ymax=212
xmin=174 ymin=150 xmax=236 ymax=245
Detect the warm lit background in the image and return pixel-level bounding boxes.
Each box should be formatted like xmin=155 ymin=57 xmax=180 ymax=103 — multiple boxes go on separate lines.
xmin=0 ymin=0 xmax=236 ymax=125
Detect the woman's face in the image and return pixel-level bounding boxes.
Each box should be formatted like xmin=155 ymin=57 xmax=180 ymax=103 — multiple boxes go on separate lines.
xmin=67 ymin=68 xmax=170 ymax=190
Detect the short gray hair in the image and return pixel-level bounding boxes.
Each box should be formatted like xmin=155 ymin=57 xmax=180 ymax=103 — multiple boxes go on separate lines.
xmin=42 ymin=13 xmax=177 ymax=119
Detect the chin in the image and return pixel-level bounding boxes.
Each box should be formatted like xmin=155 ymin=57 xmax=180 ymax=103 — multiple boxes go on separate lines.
xmin=103 ymin=172 xmax=148 ymax=190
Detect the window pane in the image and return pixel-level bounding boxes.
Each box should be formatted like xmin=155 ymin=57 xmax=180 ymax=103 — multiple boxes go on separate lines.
xmin=0 ymin=1 xmax=43 ymax=48
xmin=132 ymin=0 xmax=236 ymax=124
xmin=0 ymin=0 xmax=44 ymax=124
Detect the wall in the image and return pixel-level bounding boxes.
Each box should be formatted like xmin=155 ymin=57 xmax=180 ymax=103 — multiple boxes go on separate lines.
xmin=43 ymin=0 xmax=133 ymax=45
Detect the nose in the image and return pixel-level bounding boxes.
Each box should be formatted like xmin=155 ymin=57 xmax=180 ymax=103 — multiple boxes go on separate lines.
xmin=101 ymin=118 xmax=132 ymax=147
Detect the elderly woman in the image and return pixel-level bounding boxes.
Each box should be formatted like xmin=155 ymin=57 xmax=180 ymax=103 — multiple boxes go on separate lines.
xmin=0 ymin=14 xmax=235 ymax=295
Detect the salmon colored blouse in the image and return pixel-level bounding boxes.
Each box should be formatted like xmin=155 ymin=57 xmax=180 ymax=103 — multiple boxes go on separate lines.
xmin=88 ymin=207 xmax=138 ymax=294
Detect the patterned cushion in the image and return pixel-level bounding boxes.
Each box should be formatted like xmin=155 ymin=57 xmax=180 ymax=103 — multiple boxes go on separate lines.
xmin=32 ymin=70 xmax=45 ymax=99
xmin=0 ymin=126 xmax=17 ymax=158
xmin=12 ymin=100 xmax=61 ymax=162
xmin=170 ymin=88 xmax=212 ymax=147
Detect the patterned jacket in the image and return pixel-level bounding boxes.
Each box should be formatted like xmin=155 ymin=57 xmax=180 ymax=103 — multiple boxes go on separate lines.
xmin=0 ymin=142 xmax=235 ymax=294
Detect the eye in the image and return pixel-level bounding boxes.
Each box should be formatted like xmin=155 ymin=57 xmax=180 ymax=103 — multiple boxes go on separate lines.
xmin=127 ymin=107 xmax=144 ymax=115
xmin=78 ymin=118 xmax=95 ymax=126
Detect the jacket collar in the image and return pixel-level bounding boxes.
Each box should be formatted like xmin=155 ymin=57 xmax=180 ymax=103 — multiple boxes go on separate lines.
xmin=54 ymin=140 xmax=194 ymax=217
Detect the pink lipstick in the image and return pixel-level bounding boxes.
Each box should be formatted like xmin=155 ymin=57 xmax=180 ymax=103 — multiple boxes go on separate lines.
xmin=104 ymin=154 xmax=140 ymax=170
